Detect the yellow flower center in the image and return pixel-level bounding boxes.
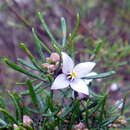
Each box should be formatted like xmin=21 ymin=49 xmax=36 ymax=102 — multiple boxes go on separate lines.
xmin=67 ymin=71 xmax=77 ymax=81
xmin=70 ymin=72 xmax=77 ymax=78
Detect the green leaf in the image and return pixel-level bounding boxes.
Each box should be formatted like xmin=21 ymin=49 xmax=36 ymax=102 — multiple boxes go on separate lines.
xmin=42 ymin=110 xmax=59 ymax=117
xmin=60 ymin=104 xmax=74 ymax=118
xmin=0 ymin=96 xmax=6 ymax=109
xmin=19 ymin=43 xmax=44 ymax=72
xmin=68 ymin=13 xmax=80 ymax=41
xmin=46 ymin=95 xmax=54 ymax=112
xmin=20 ymin=82 xmax=43 ymax=96
xmin=72 ymin=35 xmax=84 ymax=43
xmin=0 ymin=118 xmax=8 ymax=127
xmin=3 ymin=58 xmax=46 ymax=81
xmin=83 ymin=71 xmax=116 ymax=79
xmin=52 ymin=43 xmax=61 ymax=54
xmin=61 ymin=100 xmax=79 ymax=119
xmin=9 ymin=92 xmax=22 ymax=122
xmin=100 ymin=116 xmax=119 ymax=127
xmin=88 ymin=96 xmax=106 ymax=117
xmin=16 ymin=79 xmax=37 ymax=85
xmin=68 ymin=100 xmax=80 ymax=129
xmin=17 ymin=58 xmax=37 ymax=70
xmin=93 ymin=39 xmax=103 ymax=55
xmin=24 ymin=107 xmax=39 ymax=114
xmin=37 ymin=12 xmax=59 ymax=46
xmin=0 ymin=108 xmax=17 ymax=124
xmin=36 ymin=94 xmax=45 ymax=112
xmin=32 ymin=28 xmax=51 ymax=54
xmin=35 ymin=85 xmax=49 ymax=94
xmin=32 ymin=28 xmax=45 ymax=60
xmin=26 ymin=80 xmax=38 ymax=107
xmin=61 ymin=17 xmax=67 ymax=47
xmin=99 ymin=94 xmax=108 ymax=121
xmin=66 ymin=13 xmax=80 ymax=59
xmin=89 ymin=89 xmax=104 ymax=98
xmin=107 ymin=103 xmax=120 ymax=114
xmin=19 ymin=43 xmax=34 ymax=59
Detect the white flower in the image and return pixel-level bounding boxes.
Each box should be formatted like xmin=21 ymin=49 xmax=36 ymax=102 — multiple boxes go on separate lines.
xmin=72 ymin=72 xmax=97 ymax=98
xmin=51 ymin=52 xmax=96 ymax=95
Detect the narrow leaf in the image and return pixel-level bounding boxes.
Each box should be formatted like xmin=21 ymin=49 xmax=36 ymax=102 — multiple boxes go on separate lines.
xmin=4 ymin=58 xmax=46 ymax=81
xmin=100 ymin=116 xmax=119 ymax=127
xmin=19 ymin=43 xmax=44 ymax=72
xmin=93 ymin=39 xmax=103 ymax=55
xmin=0 ymin=108 xmax=17 ymax=124
xmin=9 ymin=92 xmax=22 ymax=122
xmin=17 ymin=58 xmax=37 ymax=70
xmin=0 ymin=118 xmax=8 ymax=126
xmin=68 ymin=13 xmax=80 ymax=41
xmin=26 ymin=80 xmax=38 ymax=107
xmin=42 ymin=110 xmax=59 ymax=117
xmin=61 ymin=17 xmax=67 ymax=47
xmin=32 ymin=28 xmax=51 ymax=54
xmin=20 ymin=82 xmax=43 ymax=96
xmin=83 ymin=71 xmax=116 ymax=79
xmin=37 ymin=12 xmax=58 ymax=46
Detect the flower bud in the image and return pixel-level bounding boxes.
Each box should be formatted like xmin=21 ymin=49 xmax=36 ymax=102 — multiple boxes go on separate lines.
xmin=50 ymin=53 xmax=60 ymax=63
xmin=108 ymin=116 xmax=127 ymax=128
xmin=41 ymin=63 xmax=50 ymax=69
xmin=23 ymin=115 xmax=33 ymax=126
xmin=13 ymin=124 xmax=20 ymax=130
xmin=48 ymin=64 xmax=57 ymax=72
xmin=73 ymin=122 xmax=87 ymax=130
xmin=115 ymin=116 xmax=127 ymax=126
xmin=108 ymin=123 xmax=119 ymax=128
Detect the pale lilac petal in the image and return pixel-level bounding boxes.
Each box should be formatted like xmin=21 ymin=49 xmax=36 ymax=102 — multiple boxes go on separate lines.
xmin=51 ymin=74 xmax=69 ymax=89
xmin=73 ymin=62 xmax=96 ymax=78
xmin=78 ymin=93 xmax=87 ymax=99
xmin=61 ymin=52 xmax=74 ymax=74
xmin=84 ymin=80 xmax=92 ymax=85
xmin=84 ymin=72 xmax=97 ymax=85
xmin=70 ymin=79 xmax=89 ymax=95
xmin=86 ymin=72 xmax=97 ymax=77
xmin=72 ymin=91 xmax=87 ymax=99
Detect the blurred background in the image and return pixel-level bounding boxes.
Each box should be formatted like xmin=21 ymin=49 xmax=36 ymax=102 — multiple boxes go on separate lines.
xmin=0 ymin=0 xmax=130 ymax=114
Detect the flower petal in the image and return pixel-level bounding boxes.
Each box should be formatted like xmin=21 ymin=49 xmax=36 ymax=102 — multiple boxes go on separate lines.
xmin=51 ymin=74 xmax=69 ymax=89
xmin=62 ymin=52 xmax=74 ymax=74
xmin=73 ymin=62 xmax=96 ymax=78
xmin=70 ymin=79 xmax=89 ymax=95
xmin=84 ymin=79 xmax=92 ymax=85
xmin=78 ymin=93 xmax=87 ymax=99
xmin=86 ymin=72 xmax=97 ymax=77
xmin=84 ymin=72 xmax=97 ymax=85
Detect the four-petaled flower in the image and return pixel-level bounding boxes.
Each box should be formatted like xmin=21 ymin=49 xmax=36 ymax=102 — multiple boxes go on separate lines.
xmin=51 ymin=52 xmax=96 ymax=95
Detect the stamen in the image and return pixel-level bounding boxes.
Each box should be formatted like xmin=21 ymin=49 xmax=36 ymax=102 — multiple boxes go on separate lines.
xmin=70 ymin=72 xmax=77 ymax=78
xmin=67 ymin=71 xmax=77 ymax=81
